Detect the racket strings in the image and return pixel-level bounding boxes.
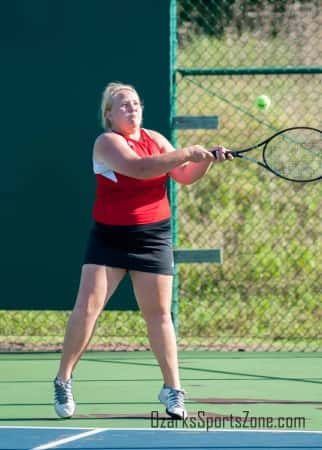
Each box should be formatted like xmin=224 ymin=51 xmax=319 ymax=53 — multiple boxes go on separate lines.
xmin=264 ymin=129 xmax=322 ymax=181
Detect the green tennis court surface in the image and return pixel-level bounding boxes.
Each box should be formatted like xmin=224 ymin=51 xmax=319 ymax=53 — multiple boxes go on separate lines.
xmin=1 ymin=351 xmax=321 ymax=434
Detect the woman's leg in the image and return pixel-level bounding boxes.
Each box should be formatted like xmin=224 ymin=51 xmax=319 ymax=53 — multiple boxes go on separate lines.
xmin=57 ymin=264 xmax=126 ymax=381
xmin=54 ymin=264 xmax=126 ymax=418
xmin=130 ymin=271 xmax=180 ymax=389
xmin=130 ymin=270 xmax=186 ymax=418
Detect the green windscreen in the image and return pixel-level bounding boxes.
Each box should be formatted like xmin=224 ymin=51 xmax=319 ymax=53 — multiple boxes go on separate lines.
xmin=0 ymin=0 xmax=171 ymax=310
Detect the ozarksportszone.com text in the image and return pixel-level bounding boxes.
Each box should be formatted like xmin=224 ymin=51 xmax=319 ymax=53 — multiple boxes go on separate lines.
xmin=150 ymin=410 xmax=306 ymax=431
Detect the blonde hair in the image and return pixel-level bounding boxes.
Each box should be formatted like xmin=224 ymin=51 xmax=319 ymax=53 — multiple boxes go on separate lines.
xmin=100 ymin=82 xmax=140 ymax=130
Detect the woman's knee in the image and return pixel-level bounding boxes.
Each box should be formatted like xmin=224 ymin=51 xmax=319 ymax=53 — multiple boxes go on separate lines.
xmin=73 ymin=292 xmax=105 ymax=317
xmin=143 ymin=309 xmax=173 ymax=327
xmin=73 ymin=265 xmax=108 ymax=316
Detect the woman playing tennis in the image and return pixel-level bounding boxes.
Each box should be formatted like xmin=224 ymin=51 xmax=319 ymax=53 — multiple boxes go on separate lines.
xmin=53 ymin=82 xmax=232 ymax=420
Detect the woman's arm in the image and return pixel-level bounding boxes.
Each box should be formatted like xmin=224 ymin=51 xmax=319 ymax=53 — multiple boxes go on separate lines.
xmin=93 ymin=132 xmax=214 ymax=180
xmin=147 ymin=130 xmax=230 ymax=185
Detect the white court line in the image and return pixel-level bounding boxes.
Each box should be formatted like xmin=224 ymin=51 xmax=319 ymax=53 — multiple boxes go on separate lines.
xmin=30 ymin=428 xmax=105 ymax=450
xmin=1 ymin=426 xmax=321 ymax=434
xmin=100 ymin=428 xmax=322 ymax=434
xmin=0 ymin=426 xmax=94 ymax=430
xmin=112 ymin=428 xmax=322 ymax=434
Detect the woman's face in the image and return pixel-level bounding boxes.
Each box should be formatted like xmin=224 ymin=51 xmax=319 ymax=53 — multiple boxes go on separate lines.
xmin=107 ymin=89 xmax=143 ymax=133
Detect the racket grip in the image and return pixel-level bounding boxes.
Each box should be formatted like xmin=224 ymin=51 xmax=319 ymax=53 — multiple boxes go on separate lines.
xmin=212 ymin=149 xmax=236 ymax=159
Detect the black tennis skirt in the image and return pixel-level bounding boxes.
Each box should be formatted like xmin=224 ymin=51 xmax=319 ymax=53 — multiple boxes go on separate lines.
xmin=83 ymin=218 xmax=174 ymax=275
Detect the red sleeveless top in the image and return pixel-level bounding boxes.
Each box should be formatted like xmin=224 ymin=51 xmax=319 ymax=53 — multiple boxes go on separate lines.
xmin=92 ymin=129 xmax=171 ymax=225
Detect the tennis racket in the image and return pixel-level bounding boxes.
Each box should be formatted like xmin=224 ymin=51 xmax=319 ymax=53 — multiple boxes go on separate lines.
xmin=214 ymin=126 xmax=322 ymax=182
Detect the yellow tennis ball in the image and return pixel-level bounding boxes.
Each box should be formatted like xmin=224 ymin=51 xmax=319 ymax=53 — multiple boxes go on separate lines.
xmin=256 ymin=95 xmax=271 ymax=111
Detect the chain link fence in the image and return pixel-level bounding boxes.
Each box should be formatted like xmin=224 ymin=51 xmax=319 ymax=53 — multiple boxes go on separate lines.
xmin=174 ymin=0 xmax=322 ymax=350
xmin=0 ymin=310 xmax=149 ymax=352
xmin=0 ymin=0 xmax=321 ymax=352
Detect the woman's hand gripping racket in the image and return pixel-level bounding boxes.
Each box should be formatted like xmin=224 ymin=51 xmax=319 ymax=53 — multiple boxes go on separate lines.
xmin=213 ymin=127 xmax=322 ymax=182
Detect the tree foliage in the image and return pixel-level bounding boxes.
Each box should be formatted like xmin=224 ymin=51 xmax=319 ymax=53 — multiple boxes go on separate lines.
xmin=177 ymin=0 xmax=318 ymax=39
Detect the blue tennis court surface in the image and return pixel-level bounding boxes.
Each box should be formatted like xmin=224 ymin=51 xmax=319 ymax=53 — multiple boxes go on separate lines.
xmin=1 ymin=427 xmax=322 ymax=450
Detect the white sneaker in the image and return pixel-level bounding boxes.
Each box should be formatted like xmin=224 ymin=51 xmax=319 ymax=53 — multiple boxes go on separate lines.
xmin=54 ymin=377 xmax=76 ymax=418
xmin=158 ymin=385 xmax=171 ymax=405
xmin=158 ymin=385 xmax=187 ymax=419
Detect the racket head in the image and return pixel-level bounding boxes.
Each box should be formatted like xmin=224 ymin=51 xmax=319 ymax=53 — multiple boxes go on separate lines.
xmin=262 ymin=127 xmax=322 ymax=182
